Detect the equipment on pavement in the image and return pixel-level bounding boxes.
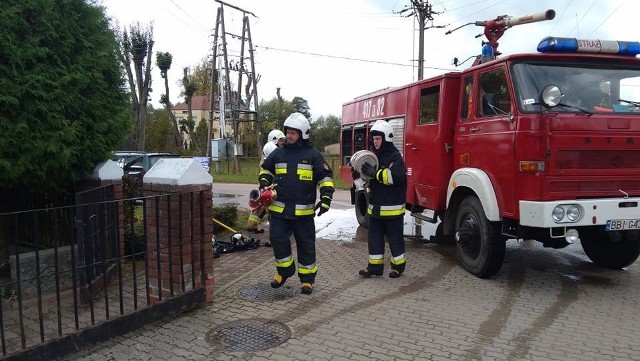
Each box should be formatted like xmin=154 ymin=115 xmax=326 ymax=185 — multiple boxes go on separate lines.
xmin=211 ymin=217 xmax=260 ymax=257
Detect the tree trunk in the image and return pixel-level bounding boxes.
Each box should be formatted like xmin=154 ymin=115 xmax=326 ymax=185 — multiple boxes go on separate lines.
xmin=163 ymin=76 xmax=182 ymax=149
xmin=135 ymin=106 xmax=146 ymax=151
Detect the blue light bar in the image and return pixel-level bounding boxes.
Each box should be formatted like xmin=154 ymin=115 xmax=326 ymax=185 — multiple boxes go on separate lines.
xmin=537 ymin=36 xmax=640 ymax=56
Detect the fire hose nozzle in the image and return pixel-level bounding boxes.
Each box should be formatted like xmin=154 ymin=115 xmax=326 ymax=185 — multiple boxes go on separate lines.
xmin=249 ymin=189 xmax=260 ymax=201
xmin=249 ymin=185 xmax=277 ymax=211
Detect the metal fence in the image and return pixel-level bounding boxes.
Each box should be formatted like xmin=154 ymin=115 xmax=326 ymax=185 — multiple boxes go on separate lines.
xmin=0 ymin=185 xmax=210 ymax=360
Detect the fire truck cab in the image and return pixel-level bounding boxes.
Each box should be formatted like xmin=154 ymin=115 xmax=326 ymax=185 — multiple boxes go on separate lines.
xmin=339 ymin=37 xmax=640 ymax=278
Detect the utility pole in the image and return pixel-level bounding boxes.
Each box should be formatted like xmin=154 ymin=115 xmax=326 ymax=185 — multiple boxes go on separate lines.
xmin=235 ymin=12 xmax=261 ymax=158
xmin=207 ymin=0 xmax=259 ymax=173
xmin=399 ymin=0 xmax=444 ymax=80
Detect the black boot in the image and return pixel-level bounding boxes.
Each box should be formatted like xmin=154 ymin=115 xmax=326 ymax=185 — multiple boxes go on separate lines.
xmin=271 ymin=274 xmax=288 ymax=288
xmin=300 ymin=282 xmax=313 ymax=295
xmin=388 ymin=270 xmax=402 ymax=278
xmin=358 ymin=268 xmax=383 ymax=277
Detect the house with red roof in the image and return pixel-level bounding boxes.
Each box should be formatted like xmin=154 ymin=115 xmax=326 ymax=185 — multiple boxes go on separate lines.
xmin=171 ymin=95 xmax=230 ymax=140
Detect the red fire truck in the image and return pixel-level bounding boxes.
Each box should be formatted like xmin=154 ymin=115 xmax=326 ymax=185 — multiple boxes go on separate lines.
xmin=339 ymin=10 xmax=640 ymax=278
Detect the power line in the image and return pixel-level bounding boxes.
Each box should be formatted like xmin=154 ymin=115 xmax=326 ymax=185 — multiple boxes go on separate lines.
xmin=587 ymin=1 xmax=625 ymax=37
xmin=444 ymin=0 xmax=508 ymax=28
xmin=548 ymin=0 xmax=574 ymax=36
xmin=253 ymin=44 xmax=455 ymax=72
xmin=255 ymin=45 xmax=411 ymax=67
xmin=166 ymin=0 xmax=210 ymax=31
xmin=567 ymin=0 xmax=597 ymax=37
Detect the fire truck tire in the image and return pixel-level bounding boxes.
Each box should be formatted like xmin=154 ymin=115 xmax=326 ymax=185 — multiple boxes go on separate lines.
xmin=580 ymin=227 xmax=640 ymax=269
xmin=455 ymin=196 xmax=505 ymax=278
xmin=354 ymin=190 xmax=370 ymax=228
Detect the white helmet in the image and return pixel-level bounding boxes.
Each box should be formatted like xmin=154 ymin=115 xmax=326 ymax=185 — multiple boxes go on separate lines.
xmin=262 ymin=141 xmax=277 ymax=157
xmin=283 ymin=112 xmax=311 ymax=140
xmin=370 ymin=120 xmax=393 ymax=142
xmin=267 ymin=129 xmax=285 ymax=144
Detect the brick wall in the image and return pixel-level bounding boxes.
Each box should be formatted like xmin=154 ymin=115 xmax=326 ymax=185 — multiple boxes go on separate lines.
xmin=144 ymin=183 xmax=213 ymax=303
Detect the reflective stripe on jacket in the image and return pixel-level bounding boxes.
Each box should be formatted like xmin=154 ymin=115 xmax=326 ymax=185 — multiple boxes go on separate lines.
xmin=368 ymin=143 xmax=407 ymax=219
xmin=260 ymin=143 xmax=334 ymax=219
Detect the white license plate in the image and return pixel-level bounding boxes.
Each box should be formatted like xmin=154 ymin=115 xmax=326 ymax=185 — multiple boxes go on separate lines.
xmin=606 ymin=219 xmax=640 ymax=231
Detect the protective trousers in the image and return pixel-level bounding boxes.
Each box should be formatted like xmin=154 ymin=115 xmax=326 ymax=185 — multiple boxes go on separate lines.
xmin=367 ymin=217 xmax=406 ymax=274
xmin=246 ymin=205 xmax=267 ymax=230
xmin=269 ymin=216 xmax=317 ymax=284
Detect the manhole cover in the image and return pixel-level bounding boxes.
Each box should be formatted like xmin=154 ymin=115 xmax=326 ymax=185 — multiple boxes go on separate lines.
xmin=238 ymin=283 xmax=300 ymax=302
xmin=206 ymin=318 xmax=291 ymax=351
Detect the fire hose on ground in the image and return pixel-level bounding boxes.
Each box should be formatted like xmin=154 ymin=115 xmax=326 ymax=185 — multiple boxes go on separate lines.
xmin=211 ymin=217 xmax=261 ymax=257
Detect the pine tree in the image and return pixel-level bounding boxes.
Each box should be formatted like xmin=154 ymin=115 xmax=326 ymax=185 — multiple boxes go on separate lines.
xmin=0 ymin=0 xmax=130 ymax=193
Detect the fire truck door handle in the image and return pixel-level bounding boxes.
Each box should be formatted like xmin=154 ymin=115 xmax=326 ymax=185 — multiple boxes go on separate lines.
xmin=445 ymin=143 xmax=453 ymax=153
xmin=470 ymin=127 xmax=481 ymax=133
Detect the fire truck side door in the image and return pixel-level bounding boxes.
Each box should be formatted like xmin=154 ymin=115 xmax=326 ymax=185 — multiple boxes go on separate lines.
xmin=404 ymin=81 xmax=455 ymax=211
xmin=456 ymin=67 xmax=517 ymax=217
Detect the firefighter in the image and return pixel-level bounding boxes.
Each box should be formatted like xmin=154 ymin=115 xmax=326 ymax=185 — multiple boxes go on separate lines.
xmin=267 ymin=129 xmax=286 ymax=148
xmin=259 ymin=113 xmax=334 ymax=295
xmin=354 ymin=119 xmax=407 ymax=278
xmin=246 ymin=130 xmax=285 ymax=233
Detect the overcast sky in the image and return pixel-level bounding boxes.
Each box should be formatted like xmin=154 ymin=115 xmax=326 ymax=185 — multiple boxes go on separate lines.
xmin=101 ymin=0 xmax=636 ymax=120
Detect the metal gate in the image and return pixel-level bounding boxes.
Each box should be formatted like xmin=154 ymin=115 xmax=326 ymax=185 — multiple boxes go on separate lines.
xmin=1 ymin=185 xmax=211 ymax=360
xmin=74 ymin=185 xmax=118 ymax=303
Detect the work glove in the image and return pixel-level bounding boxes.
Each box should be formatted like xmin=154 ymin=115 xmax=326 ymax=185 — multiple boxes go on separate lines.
xmin=361 ymin=162 xmax=377 ymax=178
xmin=351 ymin=169 xmax=361 ymax=180
xmin=314 ymin=196 xmax=331 ymax=216
xmin=259 ymin=179 xmax=270 ymax=190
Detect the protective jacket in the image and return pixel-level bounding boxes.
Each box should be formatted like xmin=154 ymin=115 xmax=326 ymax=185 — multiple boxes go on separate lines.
xmin=367 ymin=142 xmax=407 ymax=218
xmin=259 ymin=142 xmax=334 ymax=219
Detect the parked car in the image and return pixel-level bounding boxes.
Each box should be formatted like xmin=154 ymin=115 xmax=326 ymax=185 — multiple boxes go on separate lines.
xmin=113 ymin=152 xmax=180 ymax=197
xmin=114 ymin=152 xmax=180 ymax=175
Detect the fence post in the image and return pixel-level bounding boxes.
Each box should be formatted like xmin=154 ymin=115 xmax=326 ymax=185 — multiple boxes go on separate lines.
xmin=143 ymin=159 xmax=214 ymax=304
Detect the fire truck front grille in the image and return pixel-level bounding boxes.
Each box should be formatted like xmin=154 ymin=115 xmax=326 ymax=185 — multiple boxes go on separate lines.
xmin=548 ymin=179 xmax=640 ymax=194
xmin=557 ymin=150 xmax=640 ymax=170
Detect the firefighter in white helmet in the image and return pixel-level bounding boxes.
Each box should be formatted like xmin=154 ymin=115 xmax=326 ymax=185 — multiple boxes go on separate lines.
xmin=354 ymin=119 xmax=407 ymax=278
xmin=246 ymin=131 xmax=285 ymax=233
xmin=258 ymin=112 xmax=334 ymax=295
xmin=267 ymin=129 xmax=286 ymax=147
xmin=262 ymin=141 xmax=277 ymax=159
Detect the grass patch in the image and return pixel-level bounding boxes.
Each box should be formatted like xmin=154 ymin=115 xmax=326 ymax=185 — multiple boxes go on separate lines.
xmin=210 ymin=157 xmax=350 ymax=190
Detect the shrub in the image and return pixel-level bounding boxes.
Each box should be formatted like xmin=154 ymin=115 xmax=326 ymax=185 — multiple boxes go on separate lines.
xmin=212 ymin=205 xmax=238 ymax=233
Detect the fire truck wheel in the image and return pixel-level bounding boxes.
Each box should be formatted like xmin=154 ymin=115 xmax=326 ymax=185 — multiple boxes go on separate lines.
xmin=454 ymin=196 xmax=505 ymax=278
xmin=580 ymin=227 xmax=640 ymax=269
xmin=354 ymin=189 xmax=370 ymax=228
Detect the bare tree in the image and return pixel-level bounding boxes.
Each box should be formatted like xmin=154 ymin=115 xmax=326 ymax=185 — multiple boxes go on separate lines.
xmin=117 ymin=22 xmax=154 ymax=151
xmin=156 ymin=51 xmax=182 ymax=150
xmin=182 ymin=67 xmax=198 ymax=152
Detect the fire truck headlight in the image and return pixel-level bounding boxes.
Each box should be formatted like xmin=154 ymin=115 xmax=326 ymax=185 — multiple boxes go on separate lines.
xmin=540 ymin=85 xmax=562 ymax=108
xmin=566 ymin=205 xmax=582 ymax=222
xmin=552 ymin=206 xmax=565 ymax=223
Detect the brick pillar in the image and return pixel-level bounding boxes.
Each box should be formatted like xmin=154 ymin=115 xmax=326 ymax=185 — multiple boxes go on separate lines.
xmin=144 ymin=183 xmax=213 ymax=304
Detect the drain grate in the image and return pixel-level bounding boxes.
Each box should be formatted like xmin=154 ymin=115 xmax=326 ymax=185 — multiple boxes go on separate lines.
xmin=206 ymin=318 xmax=291 ymax=351
xmin=238 ymin=283 xmax=300 ymax=302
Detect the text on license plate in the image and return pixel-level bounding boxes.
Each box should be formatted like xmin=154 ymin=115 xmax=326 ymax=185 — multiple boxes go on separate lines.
xmin=606 ymin=219 xmax=640 ymax=231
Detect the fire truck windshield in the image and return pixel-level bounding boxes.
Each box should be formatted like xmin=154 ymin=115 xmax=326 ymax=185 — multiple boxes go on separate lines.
xmin=512 ymin=62 xmax=640 ymax=114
